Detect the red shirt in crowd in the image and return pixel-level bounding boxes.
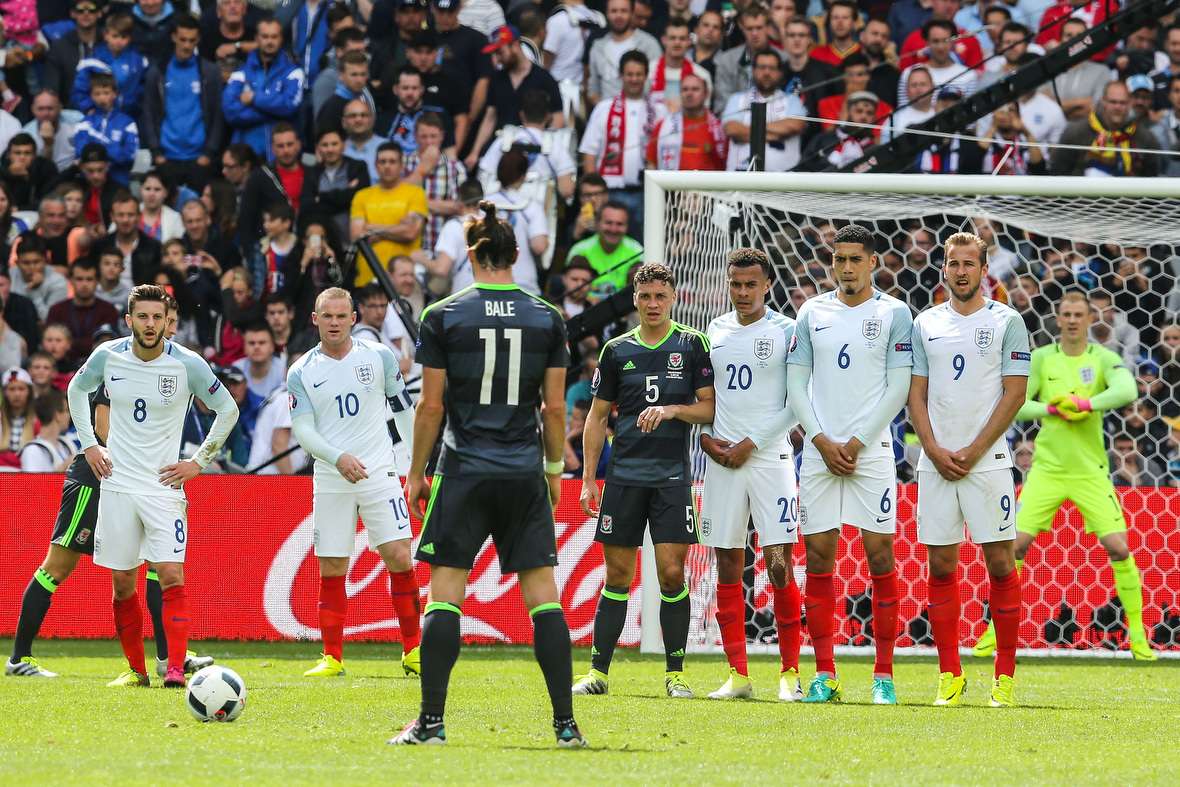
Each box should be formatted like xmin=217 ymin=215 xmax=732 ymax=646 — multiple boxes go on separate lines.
xmin=277 ymin=166 xmax=304 ymax=215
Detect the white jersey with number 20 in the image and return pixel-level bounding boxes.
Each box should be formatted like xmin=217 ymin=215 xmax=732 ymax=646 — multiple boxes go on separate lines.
xmin=706 ymin=308 xmax=796 ymax=462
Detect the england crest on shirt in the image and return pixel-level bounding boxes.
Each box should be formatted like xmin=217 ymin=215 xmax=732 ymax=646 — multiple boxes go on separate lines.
xmin=1080 ymin=366 xmax=1095 ymax=384
xmin=975 ymin=328 xmax=994 ymax=348
xmin=158 ymin=375 xmax=177 ymax=397
xmin=862 ymin=319 xmax=882 ymax=341
xmin=754 ymin=338 xmax=773 ymax=360
xmin=356 ymin=364 xmax=374 ymax=385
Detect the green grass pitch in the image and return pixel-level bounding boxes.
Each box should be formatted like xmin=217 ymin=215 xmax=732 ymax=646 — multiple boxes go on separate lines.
xmin=1 ymin=639 xmax=1177 ymax=785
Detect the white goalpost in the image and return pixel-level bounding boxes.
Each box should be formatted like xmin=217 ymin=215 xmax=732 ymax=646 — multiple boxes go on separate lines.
xmin=635 ymin=171 xmax=1180 ymax=659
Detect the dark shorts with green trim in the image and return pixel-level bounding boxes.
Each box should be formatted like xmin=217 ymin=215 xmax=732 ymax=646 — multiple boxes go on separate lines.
xmin=415 ymin=474 xmax=558 ymax=574
xmin=50 ymin=479 xmax=99 ymax=555
xmin=595 ymin=484 xmax=699 ymax=547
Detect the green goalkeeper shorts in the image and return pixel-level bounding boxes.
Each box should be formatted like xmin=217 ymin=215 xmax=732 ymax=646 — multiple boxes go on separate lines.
xmin=1016 ymin=466 xmax=1127 ymax=539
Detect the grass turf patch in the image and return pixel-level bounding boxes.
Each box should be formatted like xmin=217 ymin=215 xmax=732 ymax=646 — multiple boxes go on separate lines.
xmin=1 ymin=639 xmax=1176 ymax=785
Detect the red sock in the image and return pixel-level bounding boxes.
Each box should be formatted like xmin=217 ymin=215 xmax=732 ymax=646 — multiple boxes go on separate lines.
xmin=161 ymin=585 xmax=189 ymax=672
xmin=805 ymin=572 xmax=836 ymax=676
xmin=389 ymin=569 xmax=422 ymax=652
xmin=715 ymin=582 xmax=748 ymax=676
xmin=772 ymin=581 xmax=801 ymax=673
xmin=319 ymin=575 xmax=347 ymax=661
xmin=112 ymin=593 xmax=146 ymax=675
xmin=990 ymin=570 xmax=1021 ymax=678
xmin=871 ymin=570 xmax=899 ymax=678
xmin=927 ymin=571 xmax=962 ymax=676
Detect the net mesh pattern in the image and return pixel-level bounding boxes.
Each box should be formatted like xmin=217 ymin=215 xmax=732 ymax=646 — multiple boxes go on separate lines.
xmin=657 ymin=183 xmax=1180 ymax=656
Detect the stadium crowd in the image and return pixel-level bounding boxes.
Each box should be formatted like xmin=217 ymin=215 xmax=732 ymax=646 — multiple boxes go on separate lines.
xmin=1 ymin=0 xmax=1179 ymax=486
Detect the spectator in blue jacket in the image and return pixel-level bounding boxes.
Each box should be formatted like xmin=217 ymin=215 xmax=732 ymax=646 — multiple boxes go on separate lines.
xmin=71 ymin=13 xmax=150 ymax=119
xmin=141 ymin=14 xmax=227 ymax=192
xmin=222 ymin=17 xmax=305 ymax=159
xmin=74 ymin=73 xmax=140 ymax=185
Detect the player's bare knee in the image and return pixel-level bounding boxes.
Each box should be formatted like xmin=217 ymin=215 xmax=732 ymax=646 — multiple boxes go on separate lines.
xmin=318 ymin=556 xmax=349 ymax=578
xmin=804 ymin=535 xmax=837 ymax=573
xmin=111 ymin=570 xmax=137 ymax=599
xmin=155 ymin=563 xmax=184 ymax=589
xmin=1104 ymin=543 xmax=1130 ymax=563
xmin=927 ymin=549 xmax=958 ymax=578
xmin=715 ymin=548 xmax=745 ymax=585
xmin=379 ymin=541 xmax=414 ymax=573
xmin=657 ymin=563 xmax=685 ymax=592
xmin=519 ymin=568 xmax=559 ymax=610
xmin=41 ymin=545 xmax=80 ymax=582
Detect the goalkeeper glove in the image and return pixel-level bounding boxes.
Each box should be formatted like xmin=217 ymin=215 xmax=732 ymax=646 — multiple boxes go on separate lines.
xmin=1048 ymin=394 xmax=1092 ymax=422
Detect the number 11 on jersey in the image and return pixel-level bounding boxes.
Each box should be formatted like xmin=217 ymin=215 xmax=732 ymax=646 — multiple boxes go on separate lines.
xmin=479 ymin=328 xmax=522 ymax=405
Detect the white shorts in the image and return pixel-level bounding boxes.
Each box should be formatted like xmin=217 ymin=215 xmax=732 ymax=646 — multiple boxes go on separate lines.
xmin=313 ymin=471 xmax=413 ymax=558
xmin=700 ymin=457 xmax=799 ymax=549
xmin=94 ymin=489 xmax=188 ymax=570
xmin=916 ymin=468 xmax=1017 ymax=546
xmin=798 ymin=452 xmax=897 ymax=536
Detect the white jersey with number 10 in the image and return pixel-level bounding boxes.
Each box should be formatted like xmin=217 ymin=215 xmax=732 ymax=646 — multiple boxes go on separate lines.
xmin=787 ymin=290 xmax=913 ymax=456
xmin=287 ymin=338 xmax=411 ymax=489
xmin=706 ymin=308 xmax=796 ymax=462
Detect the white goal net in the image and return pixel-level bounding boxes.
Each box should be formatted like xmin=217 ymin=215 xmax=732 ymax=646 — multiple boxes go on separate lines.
xmin=636 ymin=172 xmax=1180 ymax=658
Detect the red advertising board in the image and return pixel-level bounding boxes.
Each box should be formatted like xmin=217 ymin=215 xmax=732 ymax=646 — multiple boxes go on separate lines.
xmin=1 ymin=476 xmax=1177 ymax=649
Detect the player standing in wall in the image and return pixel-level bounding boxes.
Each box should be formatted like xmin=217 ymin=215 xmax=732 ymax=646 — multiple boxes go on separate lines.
xmin=572 ymin=262 xmax=715 ymax=700
xmin=67 ymin=285 xmax=239 ymax=688
xmin=8 ymin=299 xmax=215 ymax=680
xmin=286 ymin=287 xmax=421 ymax=678
xmin=909 ymin=232 xmax=1029 ymax=707
xmin=390 ymin=202 xmax=585 ymax=747
xmin=786 ymin=225 xmax=912 ymax=705
xmin=698 ymin=248 xmax=804 ymax=701
xmin=972 ymin=291 xmax=1157 ymax=661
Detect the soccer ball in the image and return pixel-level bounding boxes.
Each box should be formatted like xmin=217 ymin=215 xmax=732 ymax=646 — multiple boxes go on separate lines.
xmin=185 ymin=665 xmax=247 ymax=722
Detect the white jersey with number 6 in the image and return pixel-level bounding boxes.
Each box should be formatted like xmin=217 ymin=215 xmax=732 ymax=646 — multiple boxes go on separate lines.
xmin=911 ymin=300 xmax=1030 ymax=473
xmin=787 ymin=291 xmax=913 ymax=458
xmin=287 ymin=338 xmax=412 ymax=490
xmin=706 ymin=308 xmax=796 ymax=463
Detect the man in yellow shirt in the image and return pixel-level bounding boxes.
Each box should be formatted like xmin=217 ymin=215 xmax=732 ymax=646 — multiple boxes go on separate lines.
xmin=350 ymin=142 xmax=428 ymax=286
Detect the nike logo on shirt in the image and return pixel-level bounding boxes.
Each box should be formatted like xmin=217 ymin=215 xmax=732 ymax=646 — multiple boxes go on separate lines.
xmin=814 ymin=326 xmax=832 ymax=332
xmin=928 ymin=337 xmax=945 ymax=342
xmin=313 ymin=380 xmax=327 ymax=388
xmin=110 ymin=375 xmax=125 ymax=381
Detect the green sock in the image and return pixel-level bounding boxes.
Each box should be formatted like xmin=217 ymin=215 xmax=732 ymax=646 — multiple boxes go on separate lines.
xmin=1111 ymin=556 xmax=1147 ymax=640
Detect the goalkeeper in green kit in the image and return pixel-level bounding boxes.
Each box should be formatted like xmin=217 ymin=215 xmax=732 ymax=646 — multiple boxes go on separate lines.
xmin=973 ymin=291 xmax=1157 ymax=660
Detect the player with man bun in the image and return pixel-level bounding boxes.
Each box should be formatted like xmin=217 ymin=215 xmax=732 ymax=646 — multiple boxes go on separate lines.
xmin=390 ymin=201 xmax=584 ymax=746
